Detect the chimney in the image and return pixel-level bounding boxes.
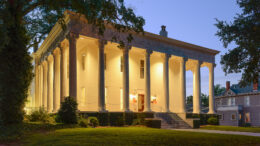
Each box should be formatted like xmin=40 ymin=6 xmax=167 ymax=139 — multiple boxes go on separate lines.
xmin=253 ymin=80 xmax=258 ymax=92
xmin=159 ymin=25 xmax=168 ymax=37
xmin=226 ymin=81 xmax=230 ymax=91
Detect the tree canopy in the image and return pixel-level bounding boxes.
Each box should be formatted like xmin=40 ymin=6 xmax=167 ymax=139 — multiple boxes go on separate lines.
xmin=0 ymin=0 xmax=145 ymax=126
xmin=215 ymin=0 xmax=260 ymax=86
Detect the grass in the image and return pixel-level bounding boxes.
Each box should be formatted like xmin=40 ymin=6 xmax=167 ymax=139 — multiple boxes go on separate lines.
xmin=201 ymin=125 xmax=260 ymax=133
xmin=21 ymin=127 xmax=260 ymax=146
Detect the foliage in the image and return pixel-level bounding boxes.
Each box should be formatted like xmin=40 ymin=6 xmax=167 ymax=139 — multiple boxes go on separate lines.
xmin=132 ymin=119 xmax=143 ymax=125
xmin=0 ymin=0 xmax=144 ymax=126
xmin=207 ymin=117 xmax=219 ymax=125
xmin=214 ymin=84 xmax=226 ymax=96
xmin=28 ymin=108 xmax=51 ymax=123
xmin=56 ymin=96 xmax=78 ymax=124
xmin=215 ymin=0 xmax=260 ymax=86
xmin=186 ymin=95 xmax=193 ymax=105
xmin=193 ymin=119 xmax=200 ymax=129
xmin=116 ymin=116 xmax=125 ymax=127
xmin=201 ymin=94 xmax=209 ymax=107
xmin=78 ymin=118 xmax=88 ymax=128
xmin=88 ymin=117 xmax=99 ymax=128
xmin=144 ymin=119 xmax=161 ymax=128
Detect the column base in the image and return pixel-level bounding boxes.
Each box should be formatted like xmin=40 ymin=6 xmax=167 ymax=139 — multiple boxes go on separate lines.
xmin=123 ymin=109 xmax=132 ymax=113
xmin=99 ymin=109 xmax=108 ymax=113
xmin=143 ymin=109 xmax=152 ymax=113
xmin=208 ymin=111 xmax=216 ymax=114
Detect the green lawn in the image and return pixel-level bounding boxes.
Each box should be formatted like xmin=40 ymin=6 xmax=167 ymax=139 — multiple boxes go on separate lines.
xmin=201 ymin=125 xmax=260 ymax=133
xmin=21 ymin=127 xmax=260 ymax=146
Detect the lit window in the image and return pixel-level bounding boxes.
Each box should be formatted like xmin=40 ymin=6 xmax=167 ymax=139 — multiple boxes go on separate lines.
xmin=244 ymin=96 xmax=250 ymax=106
xmin=120 ymin=56 xmax=123 ymax=72
xmin=245 ymin=112 xmax=250 ymax=123
xmin=231 ymin=114 xmax=236 ymax=120
xmin=140 ymin=60 xmax=144 ymax=79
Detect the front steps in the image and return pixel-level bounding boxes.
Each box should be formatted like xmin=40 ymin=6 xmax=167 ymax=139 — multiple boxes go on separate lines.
xmin=155 ymin=113 xmax=194 ymax=129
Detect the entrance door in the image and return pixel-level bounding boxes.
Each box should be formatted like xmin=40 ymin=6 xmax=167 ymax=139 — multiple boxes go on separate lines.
xmin=138 ymin=94 xmax=144 ymax=112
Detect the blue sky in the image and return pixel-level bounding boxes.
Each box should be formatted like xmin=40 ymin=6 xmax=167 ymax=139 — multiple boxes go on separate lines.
xmin=124 ymin=0 xmax=242 ymax=96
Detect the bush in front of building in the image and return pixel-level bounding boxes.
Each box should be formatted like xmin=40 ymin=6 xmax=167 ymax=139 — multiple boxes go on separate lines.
xmin=28 ymin=107 xmax=52 ymax=123
xmin=124 ymin=112 xmax=135 ymax=125
xmin=88 ymin=117 xmax=99 ymax=128
xmin=110 ymin=112 xmax=124 ymax=126
xmin=56 ymin=96 xmax=78 ymax=124
xmin=207 ymin=117 xmax=218 ymax=125
xmin=144 ymin=119 xmax=161 ymax=128
xmin=97 ymin=112 xmax=109 ymax=126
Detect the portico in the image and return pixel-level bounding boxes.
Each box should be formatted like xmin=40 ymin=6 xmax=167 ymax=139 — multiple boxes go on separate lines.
xmin=31 ymin=11 xmax=219 ymax=115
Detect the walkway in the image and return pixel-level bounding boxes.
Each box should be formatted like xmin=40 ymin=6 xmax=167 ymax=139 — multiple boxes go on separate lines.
xmin=171 ymin=129 xmax=260 ymax=137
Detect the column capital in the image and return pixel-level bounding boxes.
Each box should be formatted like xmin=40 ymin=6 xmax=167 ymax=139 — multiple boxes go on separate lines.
xmin=66 ymin=32 xmax=79 ymax=41
xmin=164 ymin=53 xmax=171 ymax=59
xmin=146 ymin=49 xmax=153 ymax=55
xmin=123 ymin=45 xmax=132 ymax=54
xmin=180 ymin=57 xmax=188 ymax=63
xmin=98 ymin=39 xmax=107 ymax=49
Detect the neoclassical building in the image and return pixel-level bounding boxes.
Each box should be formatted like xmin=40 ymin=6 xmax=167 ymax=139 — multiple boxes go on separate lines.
xmin=27 ymin=11 xmax=219 ymax=115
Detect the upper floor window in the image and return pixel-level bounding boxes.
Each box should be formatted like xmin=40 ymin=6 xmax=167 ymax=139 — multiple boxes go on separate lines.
xmin=228 ymin=97 xmax=236 ymax=106
xmin=244 ymin=96 xmax=250 ymax=106
xmin=140 ymin=60 xmax=144 ymax=79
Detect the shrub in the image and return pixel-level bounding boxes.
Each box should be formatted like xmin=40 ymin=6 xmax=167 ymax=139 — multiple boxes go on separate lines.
xmin=28 ymin=107 xmax=51 ymax=123
xmin=88 ymin=117 xmax=99 ymax=128
xmin=110 ymin=112 xmax=123 ymax=126
xmin=207 ymin=117 xmax=218 ymax=125
xmin=97 ymin=113 xmax=109 ymax=126
xmin=56 ymin=96 xmax=78 ymax=124
xmin=116 ymin=117 xmax=125 ymax=127
xmin=132 ymin=119 xmax=143 ymax=125
xmin=78 ymin=119 xmax=88 ymax=128
xmin=193 ymin=119 xmax=200 ymax=128
xmin=244 ymin=123 xmax=251 ymax=127
xmin=144 ymin=119 xmax=161 ymax=128
xmin=124 ymin=112 xmax=134 ymax=125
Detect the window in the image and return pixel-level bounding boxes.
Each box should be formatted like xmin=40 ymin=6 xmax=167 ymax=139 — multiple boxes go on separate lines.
xmin=82 ymin=54 xmax=86 ymax=70
xmin=219 ymin=114 xmax=224 ymax=120
xmin=140 ymin=60 xmax=144 ymax=79
xmin=244 ymin=96 xmax=250 ymax=106
xmin=120 ymin=56 xmax=123 ymax=72
xmin=245 ymin=112 xmax=250 ymax=123
xmin=228 ymin=98 xmax=236 ymax=106
xmin=231 ymin=114 xmax=236 ymax=120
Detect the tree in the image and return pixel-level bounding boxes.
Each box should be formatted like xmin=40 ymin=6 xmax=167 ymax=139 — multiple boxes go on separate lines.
xmin=0 ymin=0 xmax=144 ymax=126
xmin=214 ymin=84 xmax=225 ymax=96
xmin=56 ymin=96 xmax=78 ymax=124
xmin=215 ymin=0 xmax=260 ymax=86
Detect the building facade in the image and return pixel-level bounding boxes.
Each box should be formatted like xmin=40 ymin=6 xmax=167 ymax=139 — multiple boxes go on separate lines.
xmin=26 ymin=11 xmax=219 ymax=115
xmin=216 ymin=81 xmax=260 ymax=126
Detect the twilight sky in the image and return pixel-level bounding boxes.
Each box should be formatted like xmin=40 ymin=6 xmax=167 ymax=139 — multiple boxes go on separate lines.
xmin=124 ymin=0 xmax=243 ymax=96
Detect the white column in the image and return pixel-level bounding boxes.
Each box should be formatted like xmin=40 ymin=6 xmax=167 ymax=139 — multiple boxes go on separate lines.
xmin=122 ymin=45 xmax=131 ymax=112
xmin=47 ymin=55 xmax=53 ymax=112
xmin=35 ymin=64 xmax=39 ymax=108
xmin=39 ymin=64 xmax=43 ymax=107
xmin=98 ymin=39 xmax=107 ymax=112
xmin=68 ymin=33 xmax=79 ymax=100
xmin=193 ymin=60 xmax=202 ymax=114
xmin=144 ymin=49 xmax=152 ymax=112
xmin=60 ymin=45 xmax=66 ymax=102
xmin=43 ymin=60 xmax=48 ymax=110
xmin=180 ymin=57 xmax=187 ymax=113
xmin=53 ymin=50 xmax=60 ymax=112
xmin=208 ymin=63 xmax=215 ymax=114
xmin=164 ymin=54 xmax=171 ymax=112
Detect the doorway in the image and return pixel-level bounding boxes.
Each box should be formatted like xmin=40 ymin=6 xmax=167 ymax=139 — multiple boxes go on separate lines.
xmin=138 ymin=94 xmax=144 ymax=112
